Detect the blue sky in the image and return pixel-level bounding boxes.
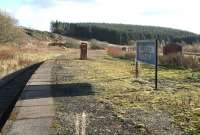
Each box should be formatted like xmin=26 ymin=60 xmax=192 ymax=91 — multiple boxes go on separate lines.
xmin=0 ymin=0 xmax=21 ymax=11
xmin=0 ymin=0 xmax=200 ymax=34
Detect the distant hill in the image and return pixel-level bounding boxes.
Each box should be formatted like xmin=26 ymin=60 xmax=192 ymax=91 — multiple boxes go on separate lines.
xmin=50 ymin=21 xmax=197 ymax=45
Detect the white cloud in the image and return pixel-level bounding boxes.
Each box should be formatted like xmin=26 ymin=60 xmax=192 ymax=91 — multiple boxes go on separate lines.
xmin=22 ymin=0 xmax=55 ymax=8
xmin=13 ymin=0 xmax=200 ymax=33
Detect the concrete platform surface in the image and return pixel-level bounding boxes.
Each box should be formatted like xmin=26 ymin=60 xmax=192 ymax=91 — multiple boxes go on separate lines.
xmin=7 ymin=60 xmax=56 ymax=135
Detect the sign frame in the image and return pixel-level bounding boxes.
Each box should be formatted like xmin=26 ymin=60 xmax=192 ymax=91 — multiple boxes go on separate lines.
xmin=135 ymin=40 xmax=158 ymax=90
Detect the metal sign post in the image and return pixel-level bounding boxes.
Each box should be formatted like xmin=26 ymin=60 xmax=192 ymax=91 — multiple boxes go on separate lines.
xmin=155 ymin=40 xmax=158 ymax=90
xmin=136 ymin=40 xmax=158 ymax=90
xmin=135 ymin=60 xmax=139 ymax=78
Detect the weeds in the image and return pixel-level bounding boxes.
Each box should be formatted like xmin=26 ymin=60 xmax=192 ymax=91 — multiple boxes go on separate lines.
xmin=0 ymin=45 xmax=61 ymax=76
xmin=62 ymin=55 xmax=200 ymax=134
xmin=184 ymin=44 xmax=200 ymax=54
xmin=159 ymin=54 xmax=200 ymax=69
xmin=107 ymin=47 xmax=135 ymax=60
xmin=90 ymin=39 xmax=105 ymax=50
xmin=107 ymin=46 xmax=200 ymax=69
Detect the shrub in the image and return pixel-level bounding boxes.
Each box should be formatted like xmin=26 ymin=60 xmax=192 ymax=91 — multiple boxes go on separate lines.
xmin=107 ymin=47 xmax=124 ymax=57
xmin=122 ymin=52 xmax=135 ymax=60
xmin=90 ymin=39 xmax=105 ymax=50
xmin=107 ymin=47 xmax=135 ymax=60
xmin=0 ymin=50 xmax=15 ymax=60
xmin=184 ymin=44 xmax=200 ymax=54
xmin=159 ymin=54 xmax=183 ymax=67
xmin=0 ymin=11 xmax=24 ymax=43
xmin=159 ymin=54 xmax=200 ymax=69
xmin=182 ymin=55 xmax=200 ymax=69
xmin=18 ymin=59 xmax=32 ymax=66
xmin=48 ymin=41 xmax=79 ymax=48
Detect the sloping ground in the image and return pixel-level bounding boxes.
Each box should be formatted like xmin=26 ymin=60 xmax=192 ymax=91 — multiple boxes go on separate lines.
xmin=0 ymin=27 xmax=83 ymax=79
xmin=23 ymin=28 xmax=133 ymax=49
xmin=50 ymin=52 xmax=194 ymax=135
xmin=22 ymin=28 xmax=82 ymax=48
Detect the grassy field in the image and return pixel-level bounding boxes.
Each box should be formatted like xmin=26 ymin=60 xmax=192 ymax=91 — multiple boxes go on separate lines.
xmin=60 ymin=53 xmax=200 ymax=134
xmin=0 ymin=39 xmax=199 ymax=134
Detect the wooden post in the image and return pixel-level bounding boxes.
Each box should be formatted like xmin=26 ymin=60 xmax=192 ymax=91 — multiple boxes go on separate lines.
xmin=135 ymin=43 xmax=139 ymax=78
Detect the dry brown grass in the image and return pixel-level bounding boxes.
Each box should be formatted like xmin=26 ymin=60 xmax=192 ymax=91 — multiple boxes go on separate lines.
xmin=60 ymin=54 xmax=200 ymax=134
xmin=184 ymin=44 xmax=200 ymax=54
xmin=0 ymin=50 xmax=15 ymax=60
xmin=0 ymin=44 xmax=63 ymax=77
xmin=159 ymin=54 xmax=200 ymax=69
xmin=107 ymin=45 xmax=200 ymax=69
xmin=89 ymin=39 xmax=106 ymax=50
xmin=107 ymin=47 xmax=124 ymax=57
xmin=106 ymin=47 xmax=135 ymax=60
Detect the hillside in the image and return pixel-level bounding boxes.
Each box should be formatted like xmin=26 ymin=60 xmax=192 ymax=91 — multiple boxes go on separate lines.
xmin=51 ymin=21 xmax=197 ymax=45
xmin=23 ymin=28 xmax=76 ymax=43
xmin=172 ymin=34 xmax=200 ymax=44
xmin=16 ymin=28 xmax=81 ymax=49
xmin=0 ymin=10 xmax=81 ymax=47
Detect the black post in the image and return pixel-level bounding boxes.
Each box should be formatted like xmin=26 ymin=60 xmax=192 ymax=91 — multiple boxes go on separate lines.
xmin=135 ymin=60 xmax=139 ymax=78
xmin=135 ymin=43 xmax=139 ymax=78
xmin=155 ymin=40 xmax=158 ymax=90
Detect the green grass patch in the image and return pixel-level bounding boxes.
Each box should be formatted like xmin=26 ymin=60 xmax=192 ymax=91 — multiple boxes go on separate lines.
xmin=62 ymin=55 xmax=200 ymax=134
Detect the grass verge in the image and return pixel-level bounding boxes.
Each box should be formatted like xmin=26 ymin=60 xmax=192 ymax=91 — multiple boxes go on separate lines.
xmin=62 ymin=55 xmax=200 ymax=134
xmin=0 ymin=45 xmax=63 ymax=77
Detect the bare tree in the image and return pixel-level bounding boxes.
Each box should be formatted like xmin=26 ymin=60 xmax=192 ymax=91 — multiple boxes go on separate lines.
xmin=0 ymin=11 xmax=24 ymax=43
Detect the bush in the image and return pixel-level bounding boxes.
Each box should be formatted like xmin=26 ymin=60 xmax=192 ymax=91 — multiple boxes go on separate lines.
xmin=184 ymin=44 xmax=200 ymax=53
xmin=107 ymin=47 xmax=124 ymax=57
xmin=107 ymin=47 xmax=135 ymax=60
xmin=159 ymin=54 xmax=200 ymax=69
xmin=48 ymin=41 xmax=79 ymax=48
xmin=0 ymin=50 xmax=15 ymax=60
xmin=122 ymin=52 xmax=135 ymax=60
xmin=0 ymin=11 xmax=24 ymax=43
xmin=90 ymin=39 xmax=105 ymax=50
xmin=182 ymin=55 xmax=200 ymax=69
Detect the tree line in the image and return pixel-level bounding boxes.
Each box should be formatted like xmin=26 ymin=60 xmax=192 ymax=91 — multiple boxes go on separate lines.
xmin=172 ymin=35 xmax=200 ymax=44
xmin=50 ymin=21 xmax=197 ymax=45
